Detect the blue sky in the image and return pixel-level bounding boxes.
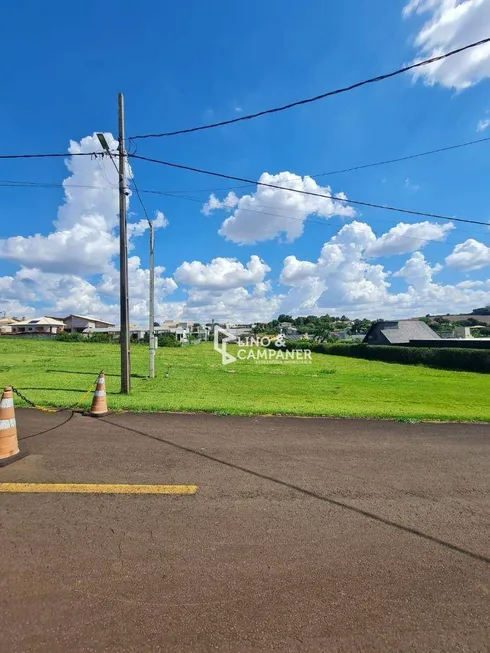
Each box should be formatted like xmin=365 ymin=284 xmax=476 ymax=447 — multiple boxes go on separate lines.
xmin=1 ymin=0 xmax=490 ymax=323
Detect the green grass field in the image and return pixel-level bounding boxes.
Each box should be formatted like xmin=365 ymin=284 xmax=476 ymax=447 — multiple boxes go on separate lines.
xmin=1 ymin=338 xmax=489 ymax=421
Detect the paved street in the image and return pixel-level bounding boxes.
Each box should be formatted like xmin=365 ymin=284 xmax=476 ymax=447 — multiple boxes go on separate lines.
xmin=0 ymin=409 xmax=489 ymax=652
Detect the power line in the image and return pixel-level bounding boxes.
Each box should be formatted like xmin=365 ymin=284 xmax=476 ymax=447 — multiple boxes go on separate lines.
xmin=1 ymin=134 xmax=489 ymax=194
xmin=311 ymin=136 xmax=490 ymax=179
xmin=129 ymin=175 xmax=151 ymax=224
xmin=2 ymin=174 xmax=489 ymax=240
xmin=141 ymin=135 xmax=490 ymax=196
xmin=129 ymin=153 xmax=489 ymax=227
xmin=0 ymin=151 xmax=116 ymax=160
xmin=135 ymin=185 xmax=490 ymax=246
xmin=1 ymin=175 xmax=487 ymax=247
xmin=128 ymin=38 xmax=490 ymax=141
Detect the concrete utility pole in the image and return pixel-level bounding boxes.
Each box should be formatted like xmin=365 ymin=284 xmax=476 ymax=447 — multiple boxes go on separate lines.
xmin=148 ymin=221 xmax=156 ymax=378
xmin=118 ymin=93 xmax=131 ymax=393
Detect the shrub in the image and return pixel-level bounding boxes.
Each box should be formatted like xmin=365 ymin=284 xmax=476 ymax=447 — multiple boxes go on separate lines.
xmin=56 ymin=332 xmax=84 ymax=342
xmin=157 ymin=333 xmax=181 ymax=348
xmin=86 ymin=332 xmax=115 ymax=343
xmin=272 ymin=340 xmax=490 ymax=373
xmin=322 ymin=343 xmax=490 ymax=373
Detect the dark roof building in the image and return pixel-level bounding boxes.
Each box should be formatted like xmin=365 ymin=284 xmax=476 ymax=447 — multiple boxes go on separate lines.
xmin=363 ymin=320 xmax=441 ymax=345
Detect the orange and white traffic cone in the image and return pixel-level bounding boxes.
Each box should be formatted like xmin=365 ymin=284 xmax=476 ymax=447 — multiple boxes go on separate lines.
xmin=83 ymin=371 xmax=111 ymax=418
xmin=0 ymin=386 xmax=27 ymax=467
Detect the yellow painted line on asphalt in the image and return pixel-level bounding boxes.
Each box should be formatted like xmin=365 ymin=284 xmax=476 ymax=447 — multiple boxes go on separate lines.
xmin=0 ymin=483 xmax=198 ymax=495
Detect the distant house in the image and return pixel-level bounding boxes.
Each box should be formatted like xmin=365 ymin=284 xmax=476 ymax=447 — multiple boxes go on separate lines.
xmin=191 ymin=324 xmax=211 ymax=341
xmin=10 ymin=317 xmax=65 ymax=337
xmin=363 ymin=320 xmax=440 ymax=345
xmin=0 ymin=317 xmax=20 ymax=334
xmin=279 ymin=322 xmax=299 ymax=337
xmin=51 ymin=314 xmax=115 ymax=333
xmin=224 ymin=323 xmax=254 ymax=339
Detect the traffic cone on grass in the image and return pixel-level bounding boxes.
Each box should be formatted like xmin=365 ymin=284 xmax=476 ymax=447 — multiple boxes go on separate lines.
xmin=0 ymin=386 xmax=27 ymax=467
xmin=83 ymin=371 xmax=111 ymax=418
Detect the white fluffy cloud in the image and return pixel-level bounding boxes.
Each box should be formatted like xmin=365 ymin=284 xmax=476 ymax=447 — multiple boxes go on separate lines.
xmin=0 ymin=134 xmax=122 ymax=275
xmin=278 ymin=223 xmax=490 ymax=319
xmin=184 ymin=285 xmax=282 ymax=323
xmin=204 ymin=171 xmax=356 ymax=244
xmin=127 ymin=211 xmax=168 ymax=239
xmin=404 ymin=0 xmax=490 ymax=89
xmin=202 ymin=192 xmax=239 ymax=215
xmin=0 ymin=226 xmax=119 ymax=275
xmin=0 ymin=133 xmax=176 ymax=324
xmin=394 ymin=251 xmax=442 ymax=287
xmin=0 ymin=267 xmax=117 ymax=320
xmin=445 ymin=238 xmax=490 ymax=270
xmin=279 ymin=221 xmax=391 ymax=313
xmin=171 ymin=255 xmax=278 ymax=322
xmin=366 ymin=221 xmax=454 ymax=257
xmin=174 ymin=255 xmax=270 ymax=290
xmin=98 ymin=256 xmax=177 ymax=302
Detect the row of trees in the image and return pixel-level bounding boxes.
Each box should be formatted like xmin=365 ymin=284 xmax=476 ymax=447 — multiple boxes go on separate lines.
xmin=252 ymin=314 xmax=377 ymax=341
xmin=254 ymin=305 xmax=490 ymax=341
xmin=422 ymin=315 xmax=490 ymax=337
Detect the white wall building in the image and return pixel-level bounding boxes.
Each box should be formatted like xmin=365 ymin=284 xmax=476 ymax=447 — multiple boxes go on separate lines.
xmin=51 ymin=314 xmax=115 ymax=333
xmin=10 ymin=317 xmax=65 ymax=337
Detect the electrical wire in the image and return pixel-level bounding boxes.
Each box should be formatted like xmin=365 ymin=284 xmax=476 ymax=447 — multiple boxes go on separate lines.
xmin=0 ymin=176 xmax=475 ymax=245
xmin=130 ymin=175 xmax=152 ymax=225
xmin=128 ymin=38 xmax=490 ymax=140
xmin=137 ymin=135 xmax=490 ymax=197
xmin=2 ymin=170 xmax=489 ymax=241
xmin=2 ymin=134 xmax=489 ymax=195
xmin=129 ymin=153 xmax=489 ymax=227
xmin=134 ymin=185 xmax=489 ymax=246
xmin=311 ymin=136 xmax=490 ymax=179
xmin=0 ymin=151 xmax=116 ymax=160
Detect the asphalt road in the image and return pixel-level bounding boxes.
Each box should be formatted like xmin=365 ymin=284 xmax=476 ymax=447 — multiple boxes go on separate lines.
xmin=0 ymin=409 xmax=489 ymax=652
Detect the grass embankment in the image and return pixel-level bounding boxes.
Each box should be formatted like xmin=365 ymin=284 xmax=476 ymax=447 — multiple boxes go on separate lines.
xmin=0 ymin=339 xmax=489 ymax=421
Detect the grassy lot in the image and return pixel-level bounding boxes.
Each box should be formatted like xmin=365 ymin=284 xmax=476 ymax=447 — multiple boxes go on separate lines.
xmin=1 ymin=338 xmax=489 ymax=421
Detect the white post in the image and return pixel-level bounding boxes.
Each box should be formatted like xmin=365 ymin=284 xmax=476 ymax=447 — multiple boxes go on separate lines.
xmin=149 ymin=222 xmax=156 ymax=378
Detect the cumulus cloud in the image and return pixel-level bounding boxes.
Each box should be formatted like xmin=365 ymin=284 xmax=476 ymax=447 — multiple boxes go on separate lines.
xmin=174 ymin=255 xmax=270 ymax=290
xmin=205 ymin=172 xmax=356 ymax=244
xmin=0 ymin=267 xmax=117 ymax=320
xmin=127 ymin=211 xmax=169 ymax=239
xmin=394 ymin=251 xmax=442 ymax=287
xmin=0 ymin=226 xmax=119 ymax=275
xmin=202 ymin=192 xmax=239 ymax=216
xmin=278 ymin=223 xmax=490 ymax=319
xmin=404 ymin=0 xmax=490 ymax=89
xmin=170 ymin=254 xmax=279 ymax=322
xmin=456 ymin=279 xmax=485 ymax=288
xmin=366 ymin=221 xmax=454 ymax=257
xmin=98 ymin=256 xmax=177 ymax=302
xmin=279 ymin=221 xmax=390 ymax=312
xmin=184 ymin=285 xmax=282 ymax=323
xmin=445 ymin=238 xmax=490 ymax=270
xmin=0 ymin=133 xmax=176 ymax=324
xmin=0 ymin=134 xmax=123 ymax=275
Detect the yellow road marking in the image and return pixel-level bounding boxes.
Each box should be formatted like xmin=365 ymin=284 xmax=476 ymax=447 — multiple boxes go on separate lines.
xmin=0 ymin=483 xmax=198 ymax=495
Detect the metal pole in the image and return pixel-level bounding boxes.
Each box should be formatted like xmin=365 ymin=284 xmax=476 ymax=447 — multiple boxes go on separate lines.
xmin=149 ymin=222 xmax=156 ymax=378
xmin=118 ymin=93 xmax=131 ymax=393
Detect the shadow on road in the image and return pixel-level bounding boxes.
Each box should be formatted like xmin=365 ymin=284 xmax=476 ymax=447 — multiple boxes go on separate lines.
xmin=102 ymin=417 xmax=490 ymax=567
